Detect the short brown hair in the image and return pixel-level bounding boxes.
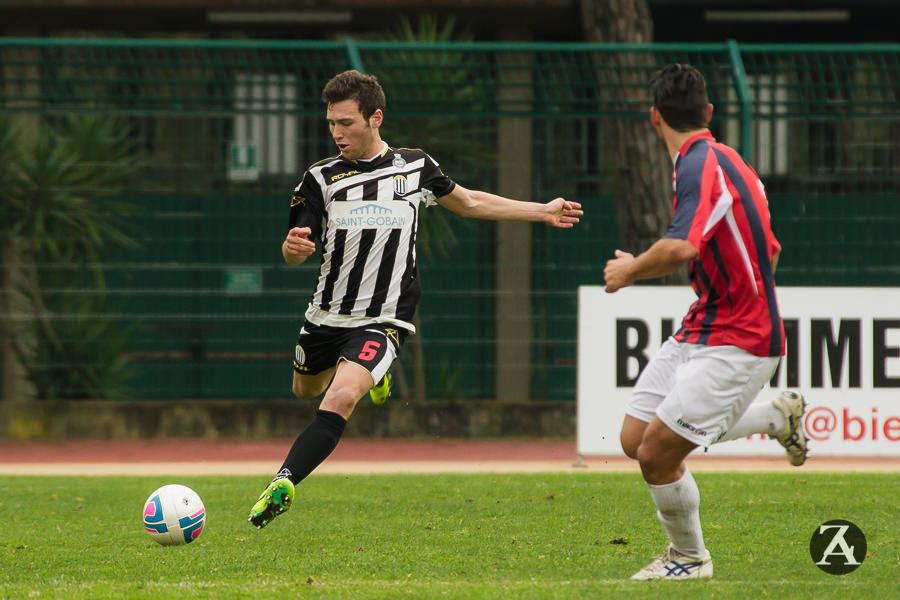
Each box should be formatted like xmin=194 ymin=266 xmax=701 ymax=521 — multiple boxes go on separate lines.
xmin=321 ymin=70 xmax=386 ymax=121
xmin=650 ymin=64 xmax=709 ymax=132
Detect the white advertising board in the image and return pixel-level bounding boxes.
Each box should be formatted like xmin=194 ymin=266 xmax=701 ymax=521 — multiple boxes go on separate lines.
xmin=577 ymin=286 xmax=900 ymax=457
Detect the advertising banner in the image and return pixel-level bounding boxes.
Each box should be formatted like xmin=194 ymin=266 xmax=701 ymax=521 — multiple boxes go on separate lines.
xmin=577 ymin=286 xmax=900 ymax=456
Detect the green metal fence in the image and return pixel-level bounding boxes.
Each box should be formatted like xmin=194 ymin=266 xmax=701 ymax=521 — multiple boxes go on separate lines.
xmin=1 ymin=39 xmax=898 ymax=402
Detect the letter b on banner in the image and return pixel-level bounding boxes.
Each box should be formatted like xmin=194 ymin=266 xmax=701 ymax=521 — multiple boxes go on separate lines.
xmin=616 ymin=320 xmax=648 ymax=386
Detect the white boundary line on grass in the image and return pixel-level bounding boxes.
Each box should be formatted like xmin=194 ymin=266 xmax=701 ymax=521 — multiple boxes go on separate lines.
xmin=2 ymin=457 xmax=899 ymax=475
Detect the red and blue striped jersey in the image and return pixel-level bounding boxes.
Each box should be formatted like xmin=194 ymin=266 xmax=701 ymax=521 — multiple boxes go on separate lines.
xmin=664 ymin=132 xmax=785 ymax=357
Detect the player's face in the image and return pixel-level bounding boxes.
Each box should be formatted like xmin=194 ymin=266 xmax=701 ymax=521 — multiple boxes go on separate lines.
xmin=326 ymin=99 xmax=383 ymax=161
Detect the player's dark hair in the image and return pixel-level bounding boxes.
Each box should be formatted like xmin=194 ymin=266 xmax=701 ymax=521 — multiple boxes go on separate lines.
xmin=321 ymin=70 xmax=386 ymax=121
xmin=650 ymin=63 xmax=709 ymax=132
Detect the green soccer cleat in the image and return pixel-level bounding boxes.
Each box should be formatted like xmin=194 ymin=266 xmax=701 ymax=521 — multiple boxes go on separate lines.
xmin=369 ymin=372 xmax=392 ymax=405
xmin=248 ymin=478 xmax=295 ymax=529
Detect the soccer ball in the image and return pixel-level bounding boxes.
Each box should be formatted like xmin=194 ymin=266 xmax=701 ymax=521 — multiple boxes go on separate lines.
xmin=142 ymin=484 xmax=206 ymax=546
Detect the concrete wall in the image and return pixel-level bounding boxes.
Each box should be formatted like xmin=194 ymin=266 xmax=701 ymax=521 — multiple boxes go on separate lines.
xmin=8 ymin=400 xmax=576 ymax=440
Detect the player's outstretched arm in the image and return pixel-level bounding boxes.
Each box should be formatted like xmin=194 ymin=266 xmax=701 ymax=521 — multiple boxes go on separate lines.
xmin=604 ymin=238 xmax=697 ymax=293
xmin=282 ymin=227 xmax=316 ymax=266
xmin=436 ymin=184 xmax=582 ymax=228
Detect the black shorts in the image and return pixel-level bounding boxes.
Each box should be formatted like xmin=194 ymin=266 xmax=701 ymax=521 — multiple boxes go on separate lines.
xmin=293 ymin=322 xmax=408 ymax=377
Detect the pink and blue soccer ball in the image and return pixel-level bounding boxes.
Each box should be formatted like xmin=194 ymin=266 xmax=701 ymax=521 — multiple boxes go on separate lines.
xmin=142 ymin=484 xmax=206 ymax=546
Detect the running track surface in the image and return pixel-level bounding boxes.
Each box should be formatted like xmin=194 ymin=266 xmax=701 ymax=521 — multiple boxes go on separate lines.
xmin=1 ymin=439 xmax=897 ymax=475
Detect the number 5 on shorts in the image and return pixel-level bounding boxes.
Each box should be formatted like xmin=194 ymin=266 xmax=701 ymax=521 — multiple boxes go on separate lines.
xmin=358 ymin=340 xmax=381 ymax=361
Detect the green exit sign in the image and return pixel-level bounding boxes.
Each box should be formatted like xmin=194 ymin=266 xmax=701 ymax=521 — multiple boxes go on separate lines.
xmin=229 ymin=142 xmax=259 ymax=181
xmin=224 ymin=267 xmax=262 ymax=295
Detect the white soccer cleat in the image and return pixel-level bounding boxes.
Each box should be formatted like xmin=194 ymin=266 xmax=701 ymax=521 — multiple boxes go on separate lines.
xmin=630 ymin=546 xmax=713 ymax=580
xmin=771 ymin=390 xmax=808 ymax=467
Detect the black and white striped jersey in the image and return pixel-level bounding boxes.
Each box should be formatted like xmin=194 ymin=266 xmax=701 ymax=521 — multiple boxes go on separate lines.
xmin=288 ymin=143 xmax=456 ymax=333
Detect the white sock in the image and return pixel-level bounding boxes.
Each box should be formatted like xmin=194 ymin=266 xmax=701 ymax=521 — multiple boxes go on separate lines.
xmin=648 ymin=468 xmax=707 ymax=559
xmin=717 ymin=401 xmax=785 ymax=442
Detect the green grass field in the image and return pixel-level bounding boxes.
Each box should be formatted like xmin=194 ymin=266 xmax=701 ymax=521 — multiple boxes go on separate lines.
xmin=2 ymin=472 xmax=897 ymax=599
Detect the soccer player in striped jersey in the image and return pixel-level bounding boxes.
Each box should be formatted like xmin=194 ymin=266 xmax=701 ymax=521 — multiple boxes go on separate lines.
xmin=249 ymin=70 xmax=583 ymax=529
xmin=603 ymin=64 xmax=807 ymax=580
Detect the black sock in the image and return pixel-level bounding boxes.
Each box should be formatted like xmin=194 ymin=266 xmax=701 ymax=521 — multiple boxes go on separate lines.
xmin=276 ymin=409 xmax=347 ymax=485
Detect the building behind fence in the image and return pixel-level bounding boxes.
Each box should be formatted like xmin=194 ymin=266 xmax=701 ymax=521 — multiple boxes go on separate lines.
xmin=1 ymin=39 xmax=898 ymax=402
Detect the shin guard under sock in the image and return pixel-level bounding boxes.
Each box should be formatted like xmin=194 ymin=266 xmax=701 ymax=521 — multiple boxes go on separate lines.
xmin=648 ymin=468 xmax=707 ymax=558
xmin=276 ymin=409 xmax=347 ymax=485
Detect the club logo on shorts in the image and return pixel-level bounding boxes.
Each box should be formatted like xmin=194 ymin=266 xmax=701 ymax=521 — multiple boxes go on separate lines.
xmin=294 ymin=344 xmax=306 ymax=366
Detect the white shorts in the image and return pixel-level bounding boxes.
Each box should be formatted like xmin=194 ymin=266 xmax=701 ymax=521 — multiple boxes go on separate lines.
xmin=626 ymin=337 xmax=780 ymax=448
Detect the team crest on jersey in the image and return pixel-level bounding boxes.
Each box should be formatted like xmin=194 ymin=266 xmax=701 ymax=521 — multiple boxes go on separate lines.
xmin=392 ymin=153 xmax=406 ymax=169
xmin=393 ymin=175 xmax=409 ymax=196
xmin=385 ymin=328 xmax=400 ymax=346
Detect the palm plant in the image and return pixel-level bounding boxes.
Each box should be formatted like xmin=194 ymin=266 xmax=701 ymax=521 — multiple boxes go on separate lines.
xmin=372 ymin=16 xmax=494 ymax=401
xmin=376 ymin=15 xmax=494 ymax=258
xmin=0 ymin=115 xmax=141 ymax=415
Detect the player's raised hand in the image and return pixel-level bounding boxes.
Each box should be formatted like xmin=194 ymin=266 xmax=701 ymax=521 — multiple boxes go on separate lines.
xmin=283 ymin=227 xmax=316 ymax=262
xmin=543 ymin=198 xmax=583 ymax=228
xmin=604 ymin=249 xmax=635 ymax=293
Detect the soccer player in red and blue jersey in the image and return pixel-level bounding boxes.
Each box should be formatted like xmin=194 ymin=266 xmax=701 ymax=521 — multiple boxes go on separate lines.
xmin=603 ymin=64 xmax=808 ymax=580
